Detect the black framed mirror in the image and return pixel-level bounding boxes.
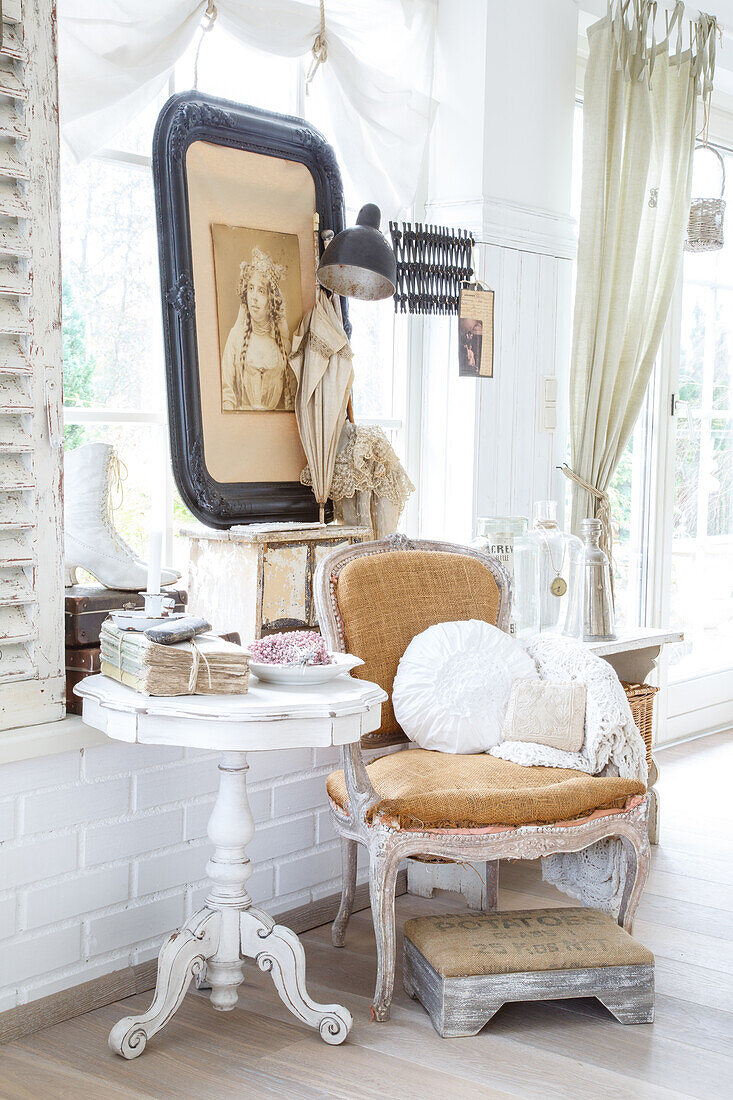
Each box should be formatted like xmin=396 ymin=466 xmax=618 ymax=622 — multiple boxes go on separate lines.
xmin=153 ymin=91 xmax=347 ymax=528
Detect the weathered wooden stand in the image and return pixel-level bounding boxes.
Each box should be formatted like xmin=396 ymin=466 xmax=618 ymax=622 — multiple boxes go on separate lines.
xmin=183 ymin=522 xmax=370 ymax=641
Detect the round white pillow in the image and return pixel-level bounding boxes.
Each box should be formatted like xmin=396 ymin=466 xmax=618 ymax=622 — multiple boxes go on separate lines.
xmin=392 ymin=619 xmax=538 ymax=754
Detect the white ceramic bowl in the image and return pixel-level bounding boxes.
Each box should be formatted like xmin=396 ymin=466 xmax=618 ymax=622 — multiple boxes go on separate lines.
xmin=249 ymin=652 xmax=364 ymax=686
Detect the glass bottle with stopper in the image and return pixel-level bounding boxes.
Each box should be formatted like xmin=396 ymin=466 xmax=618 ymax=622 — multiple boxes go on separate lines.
xmin=564 ymin=518 xmax=616 ymax=641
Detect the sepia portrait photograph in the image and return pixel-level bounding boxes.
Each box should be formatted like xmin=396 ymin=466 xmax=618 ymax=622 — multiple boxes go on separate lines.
xmin=458 ymin=285 xmax=494 ymax=378
xmin=458 ymin=316 xmax=483 ymax=377
xmin=212 ymin=223 xmax=303 ymax=412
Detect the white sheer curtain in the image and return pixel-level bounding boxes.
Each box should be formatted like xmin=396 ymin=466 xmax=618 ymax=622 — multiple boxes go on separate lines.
xmin=58 ymin=0 xmax=437 ymax=217
xmin=567 ymin=1 xmax=717 ymax=553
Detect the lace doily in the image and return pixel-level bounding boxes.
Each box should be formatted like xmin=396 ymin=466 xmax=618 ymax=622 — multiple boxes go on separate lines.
xmin=300 ymin=423 xmax=414 ymax=510
xmin=491 ymin=633 xmax=648 ymax=914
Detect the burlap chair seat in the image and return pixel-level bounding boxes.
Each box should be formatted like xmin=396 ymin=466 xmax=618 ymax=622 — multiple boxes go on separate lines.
xmin=327 ymin=748 xmax=645 ymax=830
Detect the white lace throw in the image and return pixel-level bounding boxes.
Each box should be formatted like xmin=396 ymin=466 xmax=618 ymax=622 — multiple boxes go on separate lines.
xmin=490 ymin=634 xmax=648 ymax=914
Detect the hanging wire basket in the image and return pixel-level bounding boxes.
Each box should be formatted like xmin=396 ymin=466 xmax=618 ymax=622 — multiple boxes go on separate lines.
xmin=685 ymin=144 xmax=726 ymax=252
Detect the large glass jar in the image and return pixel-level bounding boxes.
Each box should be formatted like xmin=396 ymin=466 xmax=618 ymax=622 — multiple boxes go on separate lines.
xmin=474 ymin=516 xmax=539 ymax=638
xmin=524 ymin=501 xmax=583 ymax=634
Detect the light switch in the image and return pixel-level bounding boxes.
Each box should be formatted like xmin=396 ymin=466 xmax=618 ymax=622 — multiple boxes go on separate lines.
xmin=540 ymin=374 xmax=557 ymax=433
xmin=541 ymin=404 xmax=557 ymax=431
xmin=542 ymin=375 xmax=558 ymax=403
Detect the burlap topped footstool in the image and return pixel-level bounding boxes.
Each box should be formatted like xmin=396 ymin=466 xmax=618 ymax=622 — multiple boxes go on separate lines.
xmin=402 ymin=908 xmax=654 ymax=1037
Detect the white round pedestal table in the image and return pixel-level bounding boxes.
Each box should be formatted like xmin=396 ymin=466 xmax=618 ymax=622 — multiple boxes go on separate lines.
xmin=76 ymin=672 xmax=386 ymax=1059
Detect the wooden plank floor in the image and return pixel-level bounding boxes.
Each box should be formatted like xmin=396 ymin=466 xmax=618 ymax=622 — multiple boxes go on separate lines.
xmin=3 ymin=731 xmax=732 ymax=1099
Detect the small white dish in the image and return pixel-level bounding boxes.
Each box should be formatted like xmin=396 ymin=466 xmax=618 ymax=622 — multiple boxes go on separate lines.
xmin=110 ymin=611 xmax=187 ymax=632
xmin=250 ymin=652 xmax=364 ymax=686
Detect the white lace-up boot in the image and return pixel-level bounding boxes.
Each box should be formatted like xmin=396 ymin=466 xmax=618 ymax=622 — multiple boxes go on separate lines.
xmin=64 ymin=442 xmax=181 ymax=591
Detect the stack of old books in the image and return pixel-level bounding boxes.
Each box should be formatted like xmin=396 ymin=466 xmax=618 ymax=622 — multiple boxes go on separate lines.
xmin=64 ymin=586 xmax=188 ymax=713
xmin=100 ymin=620 xmax=251 ymax=696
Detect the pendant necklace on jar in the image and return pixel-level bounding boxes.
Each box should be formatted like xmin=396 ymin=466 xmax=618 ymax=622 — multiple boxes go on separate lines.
xmin=538 ymin=526 xmax=567 ymax=597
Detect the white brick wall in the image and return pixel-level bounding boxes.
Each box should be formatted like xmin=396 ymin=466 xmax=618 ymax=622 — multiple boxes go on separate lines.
xmin=0 ymin=739 xmax=366 ymax=1010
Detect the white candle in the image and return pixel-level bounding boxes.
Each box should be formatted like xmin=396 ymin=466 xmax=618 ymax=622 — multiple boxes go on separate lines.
xmin=147 ymin=529 xmax=162 ymax=596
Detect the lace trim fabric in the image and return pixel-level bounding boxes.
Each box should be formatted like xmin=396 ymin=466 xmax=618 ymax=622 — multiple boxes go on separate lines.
xmin=490 ymin=634 xmax=648 ymax=914
xmin=308 ymin=329 xmax=352 ymax=362
xmin=301 ymin=424 xmax=414 ymax=510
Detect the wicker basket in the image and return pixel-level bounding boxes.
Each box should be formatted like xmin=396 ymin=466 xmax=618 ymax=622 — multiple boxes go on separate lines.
xmin=685 ymin=145 xmax=726 ymax=253
xmin=623 ymin=681 xmax=658 ymax=769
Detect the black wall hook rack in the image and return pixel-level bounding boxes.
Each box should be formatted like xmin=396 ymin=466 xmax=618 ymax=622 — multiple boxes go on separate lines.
xmin=389 ymin=222 xmax=475 ymax=315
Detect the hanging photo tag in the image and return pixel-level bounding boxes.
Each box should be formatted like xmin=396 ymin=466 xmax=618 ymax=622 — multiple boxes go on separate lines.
xmin=458 ymin=284 xmax=494 ymax=377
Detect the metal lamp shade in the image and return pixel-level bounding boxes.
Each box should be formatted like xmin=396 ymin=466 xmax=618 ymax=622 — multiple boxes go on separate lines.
xmin=317 ymin=203 xmax=396 ymax=301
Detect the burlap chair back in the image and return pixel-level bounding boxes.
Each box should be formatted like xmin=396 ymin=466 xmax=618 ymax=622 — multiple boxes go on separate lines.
xmin=333 ymin=548 xmax=505 ymax=746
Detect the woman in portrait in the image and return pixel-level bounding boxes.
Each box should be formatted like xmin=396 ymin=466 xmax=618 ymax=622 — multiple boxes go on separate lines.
xmin=221 ymin=247 xmax=296 ymax=411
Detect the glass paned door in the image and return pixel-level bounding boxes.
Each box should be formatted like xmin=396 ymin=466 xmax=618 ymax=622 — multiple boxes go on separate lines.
xmin=662 ymin=146 xmax=733 ymax=739
xmin=669 ymin=277 xmax=733 ymax=681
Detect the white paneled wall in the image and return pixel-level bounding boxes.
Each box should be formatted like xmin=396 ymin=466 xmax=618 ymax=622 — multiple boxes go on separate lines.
xmin=475 ymin=222 xmax=575 ymax=523
xmin=417 ymin=197 xmax=576 ymax=541
xmin=417 ymin=0 xmax=578 ymax=540
xmin=0 ymin=741 xmax=362 ymax=1009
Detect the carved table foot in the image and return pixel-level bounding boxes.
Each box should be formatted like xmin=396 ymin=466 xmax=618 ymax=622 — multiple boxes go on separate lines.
xmin=108 ymin=908 xmax=220 ymax=1059
xmin=243 ymin=906 xmax=352 ymax=1045
xmin=108 ymin=751 xmax=352 ymax=1057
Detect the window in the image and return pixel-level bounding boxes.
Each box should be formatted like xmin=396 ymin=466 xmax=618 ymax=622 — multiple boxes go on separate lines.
xmin=61 ymin=27 xmax=407 ymax=576
xmin=668 ymin=147 xmax=733 ymax=683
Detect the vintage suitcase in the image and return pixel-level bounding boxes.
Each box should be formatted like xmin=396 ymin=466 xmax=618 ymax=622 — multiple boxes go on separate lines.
xmin=65 ymin=644 xmax=101 ymax=715
xmin=65 ymin=586 xmax=188 ymax=647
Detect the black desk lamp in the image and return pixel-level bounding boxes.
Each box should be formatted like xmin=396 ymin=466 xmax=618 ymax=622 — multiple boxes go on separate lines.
xmin=316 ymin=203 xmax=396 ymax=301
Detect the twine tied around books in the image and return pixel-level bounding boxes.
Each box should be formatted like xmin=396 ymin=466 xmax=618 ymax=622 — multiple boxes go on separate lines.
xmin=187 ymin=640 xmax=213 ymax=694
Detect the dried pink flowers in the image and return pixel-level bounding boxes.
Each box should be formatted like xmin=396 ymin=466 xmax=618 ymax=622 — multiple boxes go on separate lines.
xmin=249 ymin=631 xmax=333 ymax=667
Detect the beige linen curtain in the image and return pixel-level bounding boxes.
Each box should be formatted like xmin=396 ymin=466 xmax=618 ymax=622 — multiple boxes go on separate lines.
xmin=568 ymin=1 xmax=717 ymax=552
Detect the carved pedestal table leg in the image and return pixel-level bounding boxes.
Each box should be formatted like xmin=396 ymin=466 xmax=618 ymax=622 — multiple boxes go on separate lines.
xmin=108 ymin=908 xmax=220 ymax=1059
xmin=108 ymin=751 xmax=351 ymax=1058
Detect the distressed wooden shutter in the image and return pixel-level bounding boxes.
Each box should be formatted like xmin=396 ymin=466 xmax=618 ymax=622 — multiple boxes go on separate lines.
xmin=0 ymin=0 xmax=64 ymax=729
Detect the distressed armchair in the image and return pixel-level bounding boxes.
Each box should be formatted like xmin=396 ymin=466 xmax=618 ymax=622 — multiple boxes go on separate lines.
xmin=313 ymin=536 xmax=650 ymax=1021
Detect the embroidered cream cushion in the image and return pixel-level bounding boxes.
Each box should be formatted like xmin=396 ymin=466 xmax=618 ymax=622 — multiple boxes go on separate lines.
xmin=502 ymin=678 xmax=586 ymax=752
xmin=392 ymin=619 xmax=538 ymax=754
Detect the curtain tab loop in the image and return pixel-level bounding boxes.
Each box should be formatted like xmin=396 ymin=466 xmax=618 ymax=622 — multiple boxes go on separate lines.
xmin=193 ymin=2 xmax=218 ymax=88
xmin=202 ymin=2 xmax=218 ymax=32
xmin=306 ymin=0 xmax=328 ymax=90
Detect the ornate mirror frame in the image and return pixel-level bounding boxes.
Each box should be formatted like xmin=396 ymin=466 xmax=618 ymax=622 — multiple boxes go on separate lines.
xmin=153 ymin=91 xmax=346 ymax=528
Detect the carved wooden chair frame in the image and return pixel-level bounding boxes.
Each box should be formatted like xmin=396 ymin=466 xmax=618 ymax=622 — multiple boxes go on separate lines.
xmin=313 ymin=535 xmax=651 ymax=1022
